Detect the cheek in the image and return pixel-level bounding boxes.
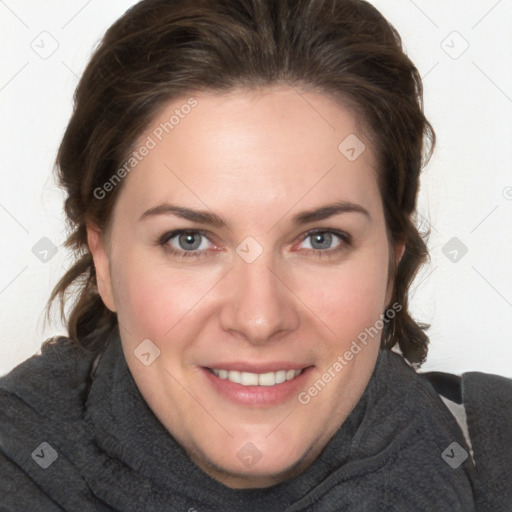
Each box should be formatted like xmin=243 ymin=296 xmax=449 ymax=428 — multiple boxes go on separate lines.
xmin=111 ymin=254 xmax=220 ymax=340
xmin=296 ymin=249 xmax=389 ymax=344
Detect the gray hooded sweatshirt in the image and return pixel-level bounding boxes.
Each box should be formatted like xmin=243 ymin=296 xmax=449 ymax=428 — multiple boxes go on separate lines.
xmin=0 ymin=327 xmax=511 ymax=511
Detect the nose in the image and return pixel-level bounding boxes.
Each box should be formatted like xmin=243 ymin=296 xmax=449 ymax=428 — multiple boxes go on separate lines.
xmin=219 ymin=255 xmax=300 ymax=346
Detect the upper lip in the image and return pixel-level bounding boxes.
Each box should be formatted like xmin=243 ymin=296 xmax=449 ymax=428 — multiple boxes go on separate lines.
xmin=203 ymin=362 xmax=313 ymax=373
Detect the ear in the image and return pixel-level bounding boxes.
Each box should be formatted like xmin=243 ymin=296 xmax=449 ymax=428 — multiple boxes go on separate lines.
xmin=396 ymin=241 xmax=405 ymax=265
xmin=385 ymin=241 xmax=406 ymax=305
xmin=87 ymin=223 xmax=117 ymax=312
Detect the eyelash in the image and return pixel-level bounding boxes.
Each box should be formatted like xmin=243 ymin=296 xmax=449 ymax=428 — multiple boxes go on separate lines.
xmin=157 ymin=228 xmax=352 ymax=260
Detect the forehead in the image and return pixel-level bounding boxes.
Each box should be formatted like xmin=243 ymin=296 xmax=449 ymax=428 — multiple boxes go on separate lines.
xmin=117 ymin=87 xmax=381 ymax=221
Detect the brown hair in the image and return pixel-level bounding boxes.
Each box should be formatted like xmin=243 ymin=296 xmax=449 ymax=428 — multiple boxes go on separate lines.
xmin=47 ymin=0 xmax=434 ymax=365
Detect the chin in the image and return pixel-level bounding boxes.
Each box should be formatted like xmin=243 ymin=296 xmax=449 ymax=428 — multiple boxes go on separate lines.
xmin=188 ymin=427 xmax=315 ymax=488
xmin=204 ymin=452 xmax=308 ymax=489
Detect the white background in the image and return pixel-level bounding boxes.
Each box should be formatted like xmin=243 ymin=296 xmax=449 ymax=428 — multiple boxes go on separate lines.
xmin=1 ymin=0 xmax=511 ymax=377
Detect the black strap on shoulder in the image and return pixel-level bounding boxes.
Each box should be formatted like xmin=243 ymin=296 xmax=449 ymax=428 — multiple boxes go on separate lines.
xmin=421 ymin=371 xmax=463 ymax=404
xmin=423 ymin=369 xmax=512 ymax=509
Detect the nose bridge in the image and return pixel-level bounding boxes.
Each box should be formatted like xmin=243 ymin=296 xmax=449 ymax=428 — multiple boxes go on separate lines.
xmin=220 ymin=251 xmax=298 ymax=343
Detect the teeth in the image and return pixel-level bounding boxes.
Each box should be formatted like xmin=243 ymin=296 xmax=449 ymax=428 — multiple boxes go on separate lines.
xmin=258 ymin=372 xmax=276 ymax=386
xmin=211 ymin=368 xmax=303 ymax=386
xmin=227 ymin=370 xmax=241 ymax=384
xmin=275 ymin=370 xmax=286 ymax=384
xmin=240 ymin=371 xmax=259 ymax=386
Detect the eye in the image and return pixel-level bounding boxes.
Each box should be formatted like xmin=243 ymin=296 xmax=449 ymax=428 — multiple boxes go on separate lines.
xmin=297 ymin=229 xmax=351 ymax=255
xmin=172 ymin=231 xmax=210 ymax=251
xmin=158 ymin=229 xmax=215 ymax=258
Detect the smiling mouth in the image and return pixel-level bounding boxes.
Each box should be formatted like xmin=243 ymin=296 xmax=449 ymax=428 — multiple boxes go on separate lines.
xmin=206 ymin=368 xmax=305 ymax=387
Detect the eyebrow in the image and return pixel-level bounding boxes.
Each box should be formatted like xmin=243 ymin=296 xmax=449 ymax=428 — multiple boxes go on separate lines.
xmin=139 ymin=201 xmax=370 ymax=228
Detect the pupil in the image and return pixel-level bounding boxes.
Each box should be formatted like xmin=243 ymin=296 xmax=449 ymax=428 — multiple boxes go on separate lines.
xmin=179 ymin=233 xmax=201 ymax=250
xmin=312 ymin=232 xmax=332 ymax=250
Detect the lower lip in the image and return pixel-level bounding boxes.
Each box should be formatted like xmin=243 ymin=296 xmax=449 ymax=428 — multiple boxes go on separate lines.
xmin=201 ymin=366 xmax=314 ymax=407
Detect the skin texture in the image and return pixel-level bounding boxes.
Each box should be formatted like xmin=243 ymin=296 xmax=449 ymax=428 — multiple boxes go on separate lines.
xmin=87 ymin=86 xmax=404 ymax=489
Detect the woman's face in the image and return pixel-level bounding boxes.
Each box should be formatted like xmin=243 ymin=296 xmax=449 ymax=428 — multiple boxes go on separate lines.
xmin=88 ymin=86 xmax=403 ymax=488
